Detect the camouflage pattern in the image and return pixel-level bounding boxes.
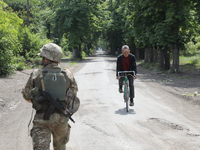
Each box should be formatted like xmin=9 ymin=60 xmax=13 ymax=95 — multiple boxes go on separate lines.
xmin=30 ymin=87 xmax=43 ymax=110
xmin=65 ymin=69 xmax=78 ymax=94
xmin=22 ymin=66 xmax=78 ymax=101
xmin=22 ymin=64 xmax=78 ymax=150
xmin=31 ymin=113 xmax=70 ymax=150
xmin=22 ymin=69 xmax=40 ymax=101
xmin=38 ymin=43 xmax=63 ymax=63
xmin=65 ymin=88 xmax=80 ymax=113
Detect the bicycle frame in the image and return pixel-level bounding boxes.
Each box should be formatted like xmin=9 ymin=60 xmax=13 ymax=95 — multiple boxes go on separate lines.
xmin=118 ymin=71 xmax=135 ymax=112
xmin=123 ymin=76 xmax=129 ymax=101
xmin=124 ymin=77 xmax=129 ymax=112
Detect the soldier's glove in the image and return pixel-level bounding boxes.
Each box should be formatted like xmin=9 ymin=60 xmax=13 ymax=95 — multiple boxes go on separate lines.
xmin=30 ymin=87 xmax=43 ymax=110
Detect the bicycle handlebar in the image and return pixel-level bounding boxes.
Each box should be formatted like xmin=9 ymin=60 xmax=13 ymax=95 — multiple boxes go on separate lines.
xmin=118 ymin=71 xmax=135 ymax=77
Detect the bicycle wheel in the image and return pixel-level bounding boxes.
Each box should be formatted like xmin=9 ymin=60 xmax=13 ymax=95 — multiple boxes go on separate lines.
xmin=124 ymin=84 xmax=129 ymax=112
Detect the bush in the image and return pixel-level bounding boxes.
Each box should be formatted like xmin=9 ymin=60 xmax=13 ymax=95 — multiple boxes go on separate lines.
xmin=16 ymin=62 xmax=26 ymax=70
xmin=191 ymin=58 xmax=198 ymax=66
xmin=82 ymin=51 xmax=87 ymax=59
xmin=18 ymin=27 xmax=42 ymax=58
xmin=60 ymin=33 xmax=69 ymax=52
xmin=0 ymin=2 xmax=22 ymax=75
xmin=184 ymin=36 xmax=200 ymax=56
xmin=180 ymin=55 xmax=200 ymax=68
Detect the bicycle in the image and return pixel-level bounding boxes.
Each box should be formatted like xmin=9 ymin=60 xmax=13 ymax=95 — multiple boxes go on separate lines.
xmin=118 ymin=71 xmax=135 ymax=112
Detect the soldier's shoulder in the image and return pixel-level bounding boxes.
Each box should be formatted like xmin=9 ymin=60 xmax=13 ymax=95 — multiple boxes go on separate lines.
xmin=31 ymin=68 xmax=41 ymax=78
xmin=63 ymin=69 xmax=74 ymax=80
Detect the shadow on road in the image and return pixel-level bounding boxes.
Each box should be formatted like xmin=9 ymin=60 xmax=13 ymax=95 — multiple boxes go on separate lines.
xmin=115 ymin=108 xmax=136 ymax=115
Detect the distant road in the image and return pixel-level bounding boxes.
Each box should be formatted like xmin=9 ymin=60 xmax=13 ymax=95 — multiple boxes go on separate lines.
xmin=67 ymin=50 xmax=200 ymax=150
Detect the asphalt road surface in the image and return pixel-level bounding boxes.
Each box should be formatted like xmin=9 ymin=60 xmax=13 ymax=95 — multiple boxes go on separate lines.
xmin=67 ymin=51 xmax=200 ymax=150
xmin=0 ymin=51 xmax=200 ymax=150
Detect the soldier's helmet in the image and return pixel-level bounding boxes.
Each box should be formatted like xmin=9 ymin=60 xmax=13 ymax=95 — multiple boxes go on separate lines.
xmin=38 ymin=43 xmax=63 ymax=63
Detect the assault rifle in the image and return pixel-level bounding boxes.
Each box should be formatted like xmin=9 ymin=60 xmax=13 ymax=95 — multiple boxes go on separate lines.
xmin=36 ymin=91 xmax=75 ymax=123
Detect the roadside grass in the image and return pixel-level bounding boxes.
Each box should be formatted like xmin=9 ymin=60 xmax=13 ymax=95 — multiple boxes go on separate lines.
xmin=12 ymin=56 xmax=41 ymax=71
xmin=138 ymin=60 xmax=160 ymax=72
xmin=138 ymin=54 xmax=200 ymax=74
xmin=13 ymin=54 xmax=79 ymax=71
xmin=68 ymin=61 xmax=77 ymax=66
xmin=180 ymin=55 xmax=200 ymax=72
xmin=183 ymin=91 xmax=200 ymax=97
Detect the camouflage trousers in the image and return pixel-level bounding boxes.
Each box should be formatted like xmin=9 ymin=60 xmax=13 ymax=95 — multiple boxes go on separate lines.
xmin=31 ymin=113 xmax=71 ymax=150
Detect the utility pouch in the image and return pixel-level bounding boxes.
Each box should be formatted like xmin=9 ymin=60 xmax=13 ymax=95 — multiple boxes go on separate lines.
xmin=30 ymin=87 xmax=43 ymax=111
xmin=65 ymin=89 xmax=80 ymax=114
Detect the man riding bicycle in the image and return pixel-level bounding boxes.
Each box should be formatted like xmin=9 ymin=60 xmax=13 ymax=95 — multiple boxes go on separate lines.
xmin=116 ymin=45 xmax=137 ymax=106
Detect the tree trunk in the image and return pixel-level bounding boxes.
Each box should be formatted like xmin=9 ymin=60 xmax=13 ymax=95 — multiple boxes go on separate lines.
xmin=144 ymin=48 xmax=150 ymax=62
xmin=159 ymin=48 xmax=164 ymax=70
xmin=73 ymin=45 xmax=82 ymax=59
xmin=172 ymin=0 xmax=180 ymax=73
xmin=135 ymin=48 xmax=139 ymax=60
xmin=87 ymin=43 xmax=92 ymax=56
xmin=144 ymin=48 xmax=148 ymax=62
xmin=172 ymin=44 xmax=179 ymax=72
xmin=164 ymin=49 xmax=170 ymax=70
xmin=46 ymin=23 xmax=51 ymax=39
xmin=139 ymin=48 xmax=145 ymax=59
xmin=153 ymin=47 xmax=158 ymax=63
xmin=27 ymin=0 xmax=30 ymax=26
xmin=150 ymin=48 xmax=153 ymax=63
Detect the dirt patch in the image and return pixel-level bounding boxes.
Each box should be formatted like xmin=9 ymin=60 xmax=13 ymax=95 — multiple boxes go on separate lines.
xmin=138 ymin=65 xmax=200 ymax=107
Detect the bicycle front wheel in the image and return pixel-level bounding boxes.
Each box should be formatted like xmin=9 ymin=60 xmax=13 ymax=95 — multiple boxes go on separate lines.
xmin=124 ymin=84 xmax=129 ymax=112
xmin=126 ymin=98 xmax=129 ymax=112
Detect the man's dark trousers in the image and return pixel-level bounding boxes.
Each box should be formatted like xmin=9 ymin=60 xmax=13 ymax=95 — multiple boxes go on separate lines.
xmin=119 ymin=76 xmax=134 ymax=98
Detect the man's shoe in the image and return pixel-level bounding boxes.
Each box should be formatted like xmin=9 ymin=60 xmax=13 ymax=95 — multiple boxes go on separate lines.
xmin=130 ymin=98 xmax=134 ymax=106
xmin=119 ymin=88 xmax=123 ymax=93
xmin=130 ymin=102 xmax=134 ymax=106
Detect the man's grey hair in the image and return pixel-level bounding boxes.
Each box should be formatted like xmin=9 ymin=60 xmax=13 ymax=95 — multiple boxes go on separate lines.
xmin=121 ymin=45 xmax=129 ymax=51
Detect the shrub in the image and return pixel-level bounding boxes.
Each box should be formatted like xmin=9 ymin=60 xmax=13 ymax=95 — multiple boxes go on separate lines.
xmin=16 ymin=62 xmax=26 ymax=71
xmin=0 ymin=2 xmax=23 ymax=75
xmin=18 ymin=27 xmax=42 ymax=58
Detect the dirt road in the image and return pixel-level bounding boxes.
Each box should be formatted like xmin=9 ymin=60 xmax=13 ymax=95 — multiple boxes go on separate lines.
xmin=0 ymin=51 xmax=200 ymax=150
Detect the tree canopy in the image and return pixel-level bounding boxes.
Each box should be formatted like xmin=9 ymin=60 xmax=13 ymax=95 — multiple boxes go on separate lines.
xmin=1 ymin=0 xmax=200 ymax=75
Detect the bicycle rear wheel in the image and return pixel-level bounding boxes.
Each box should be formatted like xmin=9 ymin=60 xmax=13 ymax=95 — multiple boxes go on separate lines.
xmin=126 ymin=98 xmax=129 ymax=112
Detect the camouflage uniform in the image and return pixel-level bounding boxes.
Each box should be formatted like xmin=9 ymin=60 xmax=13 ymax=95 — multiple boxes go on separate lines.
xmin=22 ymin=43 xmax=78 ymax=150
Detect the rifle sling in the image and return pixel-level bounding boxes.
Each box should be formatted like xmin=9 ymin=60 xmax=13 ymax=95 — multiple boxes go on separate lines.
xmin=40 ymin=69 xmax=56 ymax=120
xmin=40 ymin=69 xmax=45 ymax=91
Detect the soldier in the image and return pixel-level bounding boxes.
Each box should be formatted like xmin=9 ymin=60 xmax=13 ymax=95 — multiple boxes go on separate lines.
xmin=22 ymin=43 xmax=80 ymax=150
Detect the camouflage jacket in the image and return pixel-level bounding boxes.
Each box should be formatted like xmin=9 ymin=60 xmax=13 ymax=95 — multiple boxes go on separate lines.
xmin=22 ymin=64 xmax=78 ymax=104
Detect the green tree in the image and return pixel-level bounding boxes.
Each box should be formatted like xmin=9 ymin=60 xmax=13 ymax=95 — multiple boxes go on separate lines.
xmin=0 ymin=1 xmax=23 ymax=75
xmin=102 ymin=0 xmax=126 ymax=54
xmin=54 ymin=0 xmax=102 ymax=59
xmin=129 ymin=0 xmax=195 ymax=72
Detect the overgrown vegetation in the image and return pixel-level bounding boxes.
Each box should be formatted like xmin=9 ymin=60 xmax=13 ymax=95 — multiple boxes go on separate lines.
xmin=1 ymin=0 xmax=200 ymax=76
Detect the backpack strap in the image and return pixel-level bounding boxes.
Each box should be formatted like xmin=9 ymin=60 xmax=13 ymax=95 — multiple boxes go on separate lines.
xmin=61 ymin=69 xmax=69 ymax=83
xmin=39 ymin=68 xmax=45 ymax=91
